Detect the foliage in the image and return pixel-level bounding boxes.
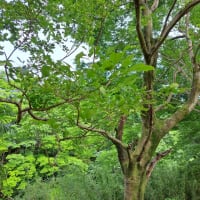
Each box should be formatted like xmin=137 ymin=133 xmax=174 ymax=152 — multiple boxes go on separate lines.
xmin=16 ymin=151 xmax=123 ymax=200
xmin=0 ymin=0 xmax=200 ymax=199
xmin=2 ymin=153 xmax=36 ymax=197
xmin=0 ymin=120 xmax=91 ymax=198
xmin=146 ymin=159 xmax=200 ymax=200
xmin=15 ymin=158 xmax=200 ymax=200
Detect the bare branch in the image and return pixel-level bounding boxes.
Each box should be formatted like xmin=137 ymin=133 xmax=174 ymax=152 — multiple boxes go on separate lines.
xmin=27 ymin=110 xmax=48 ymax=121
xmin=94 ymin=17 xmax=106 ymax=46
xmin=146 ymin=148 xmax=172 ymax=178
xmin=161 ymin=12 xmax=200 ymax=135
xmin=161 ymin=0 xmax=177 ymax=34
xmin=153 ymin=0 xmax=200 ymax=55
xmin=59 ymin=37 xmax=85 ymax=62
xmin=185 ymin=13 xmax=195 ymax=64
xmin=134 ymin=0 xmax=149 ymax=57
xmin=92 ymin=16 xmax=106 ymax=64
xmin=170 ymin=34 xmax=186 ymax=40
xmin=0 ymin=97 xmax=19 ymax=107
xmin=59 ymin=133 xmax=100 ymax=142
xmin=151 ymin=0 xmax=159 ymax=12
xmin=77 ymin=122 xmax=127 ymax=148
xmin=22 ymin=97 xmax=84 ymax=113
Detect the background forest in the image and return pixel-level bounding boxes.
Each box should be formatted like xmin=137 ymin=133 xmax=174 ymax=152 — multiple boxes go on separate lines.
xmin=0 ymin=0 xmax=200 ymax=200
xmin=1 ymin=110 xmax=200 ymax=199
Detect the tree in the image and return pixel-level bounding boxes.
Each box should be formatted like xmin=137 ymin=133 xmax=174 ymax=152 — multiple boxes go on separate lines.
xmin=0 ymin=0 xmax=200 ymax=199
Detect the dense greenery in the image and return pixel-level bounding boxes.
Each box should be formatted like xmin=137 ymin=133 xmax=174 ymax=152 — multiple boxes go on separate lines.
xmin=1 ymin=113 xmax=200 ymax=199
xmin=0 ymin=0 xmax=200 ymax=199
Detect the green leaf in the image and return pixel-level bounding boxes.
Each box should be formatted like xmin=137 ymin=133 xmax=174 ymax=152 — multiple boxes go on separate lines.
xmin=17 ymin=181 xmax=27 ymax=190
xmin=75 ymin=52 xmax=86 ymax=65
xmin=131 ymin=63 xmax=154 ymax=71
xmin=41 ymin=66 xmax=51 ymax=77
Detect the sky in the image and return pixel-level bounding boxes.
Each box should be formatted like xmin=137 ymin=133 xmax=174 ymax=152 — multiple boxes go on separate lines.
xmin=0 ymin=38 xmax=91 ymax=71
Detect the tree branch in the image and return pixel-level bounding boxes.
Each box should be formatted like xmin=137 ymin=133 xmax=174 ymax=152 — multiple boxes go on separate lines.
xmin=77 ymin=122 xmax=127 ymax=148
xmin=161 ymin=12 xmax=200 ymax=135
xmin=22 ymin=97 xmax=83 ymax=113
xmin=155 ymin=93 xmax=173 ymax=112
xmin=58 ymin=132 xmax=93 ymax=142
xmin=116 ymin=115 xmax=127 ymax=141
xmin=0 ymin=97 xmax=22 ymax=123
xmin=146 ymin=148 xmax=172 ymax=178
xmin=27 ymin=110 xmax=48 ymax=121
xmin=151 ymin=0 xmax=159 ymax=12
xmin=170 ymin=34 xmax=186 ymax=40
xmin=194 ymin=44 xmax=200 ymax=62
xmin=161 ymin=0 xmax=177 ymax=34
xmin=59 ymin=37 xmax=85 ymax=62
xmin=152 ymin=0 xmax=200 ymax=55
xmin=134 ymin=0 xmax=150 ymax=58
xmin=76 ymin=106 xmax=127 ymax=149
xmin=194 ymin=108 xmax=200 ymax=113
xmin=185 ymin=13 xmax=195 ymax=65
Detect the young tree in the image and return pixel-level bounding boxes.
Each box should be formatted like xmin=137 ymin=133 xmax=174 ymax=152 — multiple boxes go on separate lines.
xmin=0 ymin=0 xmax=200 ymax=199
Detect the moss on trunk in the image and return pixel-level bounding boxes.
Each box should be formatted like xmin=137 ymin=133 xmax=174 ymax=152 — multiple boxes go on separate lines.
xmin=124 ymin=166 xmax=147 ymax=200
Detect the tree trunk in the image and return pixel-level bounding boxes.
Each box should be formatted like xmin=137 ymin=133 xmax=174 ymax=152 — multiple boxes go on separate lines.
xmin=124 ymin=167 xmax=147 ymax=200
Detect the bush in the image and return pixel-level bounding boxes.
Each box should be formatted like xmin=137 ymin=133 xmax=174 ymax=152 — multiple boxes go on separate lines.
xmin=145 ymin=161 xmax=200 ymax=200
xmin=16 ymin=165 xmax=123 ymax=200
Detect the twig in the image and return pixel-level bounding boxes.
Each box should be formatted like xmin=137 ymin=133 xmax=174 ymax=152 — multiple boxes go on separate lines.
xmin=170 ymin=34 xmax=186 ymax=40
xmin=161 ymin=0 xmax=177 ymax=35
xmin=59 ymin=37 xmax=85 ymax=62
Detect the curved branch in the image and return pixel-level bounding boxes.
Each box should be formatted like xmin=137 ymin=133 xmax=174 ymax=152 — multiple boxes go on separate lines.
xmin=27 ymin=110 xmax=48 ymax=121
xmin=0 ymin=97 xmax=22 ymax=123
xmin=155 ymin=93 xmax=173 ymax=112
xmin=22 ymin=97 xmax=84 ymax=113
xmin=146 ymin=148 xmax=172 ymax=178
xmin=151 ymin=0 xmax=159 ymax=12
xmin=161 ymin=13 xmax=200 ymax=135
xmin=76 ymin=106 xmax=127 ymax=149
xmin=77 ymin=122 xmax=127 ymax=149
xmin=152 ymin=0 xmax=200 ymax=55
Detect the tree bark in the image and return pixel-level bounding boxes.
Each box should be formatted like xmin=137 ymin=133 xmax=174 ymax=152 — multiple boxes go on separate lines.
xmin=124 ymin=168 xmax=147 ymax=200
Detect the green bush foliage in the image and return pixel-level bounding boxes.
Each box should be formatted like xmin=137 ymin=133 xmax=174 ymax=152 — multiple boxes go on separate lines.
xmin=0 ymin=122 xmax=89 ymax=198
xmin=145 ymin=161 xmax=200 ymax=200
xmin=16 ymin=165 xmax=123 ymax=200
